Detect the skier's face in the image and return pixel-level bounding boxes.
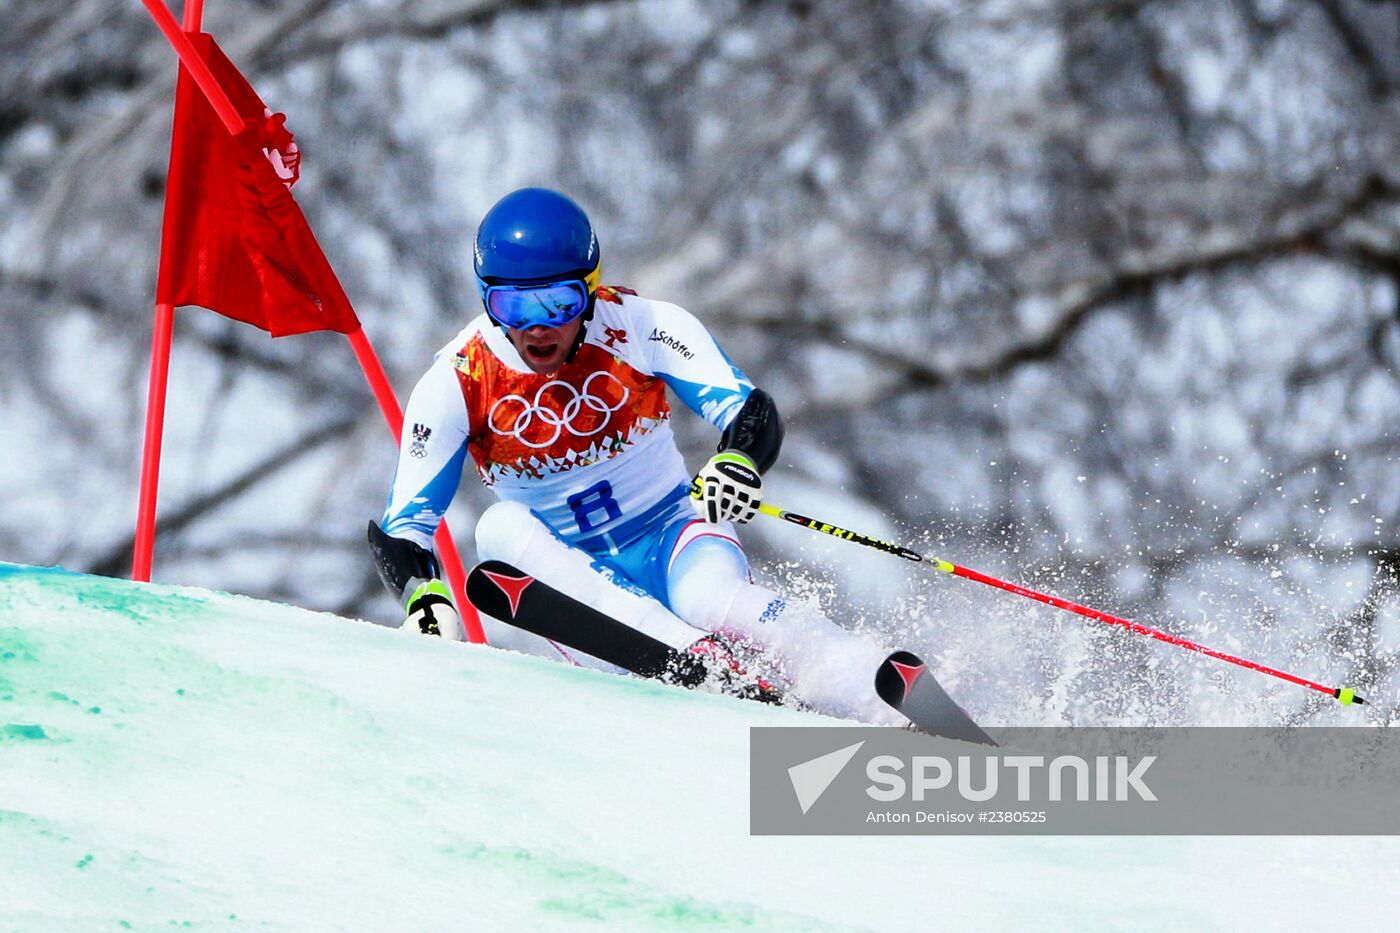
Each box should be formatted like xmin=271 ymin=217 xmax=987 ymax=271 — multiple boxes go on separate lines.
xmin=506 ymin=318 xmax=583 ymax=374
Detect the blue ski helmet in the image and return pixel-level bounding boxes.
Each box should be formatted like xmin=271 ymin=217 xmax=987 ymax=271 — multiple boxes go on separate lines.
xmin=473 ymin=188 xmax=601 ymax=323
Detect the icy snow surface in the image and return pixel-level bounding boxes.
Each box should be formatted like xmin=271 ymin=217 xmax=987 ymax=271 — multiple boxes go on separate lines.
xmin=1 ymin=563 xmax=1395 ymax=931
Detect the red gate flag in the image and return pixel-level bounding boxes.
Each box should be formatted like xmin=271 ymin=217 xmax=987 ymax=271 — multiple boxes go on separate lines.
xmin=156 ymin=33 xmax=359 ymax=337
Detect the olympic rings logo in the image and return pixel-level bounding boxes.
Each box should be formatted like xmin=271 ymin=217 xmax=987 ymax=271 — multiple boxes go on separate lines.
xmin=488 ymin=372 xmax=631 ymax=449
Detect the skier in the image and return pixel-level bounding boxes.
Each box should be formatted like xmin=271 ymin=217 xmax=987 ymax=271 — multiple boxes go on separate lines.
xmin=368 ymin=187 xmax=900 ymax=724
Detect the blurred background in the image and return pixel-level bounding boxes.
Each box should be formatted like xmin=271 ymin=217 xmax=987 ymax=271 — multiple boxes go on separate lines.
xmin=3 ymin=0 xmax=1399 ymax=726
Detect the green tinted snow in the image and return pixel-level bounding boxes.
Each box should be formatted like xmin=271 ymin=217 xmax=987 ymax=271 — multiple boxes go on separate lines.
xmin=65 ymin=577 xmax=209 ymax=624
xmin=448 ymin=843 xmax=843 ymax=931
xmin=0 ymin=562 xmax=211 ymax=624
xmin=0 ymin=562 xmax=81 ymax=581
xmin=1 ymin=723 xmax=48 ymax=741
xmin=1 ymin=561 xmax=1385 ymax=930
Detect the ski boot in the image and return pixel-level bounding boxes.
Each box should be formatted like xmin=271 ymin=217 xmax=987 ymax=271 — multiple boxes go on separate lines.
xmin=682 ymin=634 xmax=784 ymax=705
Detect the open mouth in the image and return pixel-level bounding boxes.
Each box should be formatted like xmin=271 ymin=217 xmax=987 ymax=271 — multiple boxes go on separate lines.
xmin=523 ymin=341 xmax=559 ymax=362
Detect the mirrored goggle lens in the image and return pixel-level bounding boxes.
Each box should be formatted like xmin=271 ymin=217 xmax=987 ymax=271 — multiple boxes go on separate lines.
xmin=485 ymin=281 xmax=589 ymax=329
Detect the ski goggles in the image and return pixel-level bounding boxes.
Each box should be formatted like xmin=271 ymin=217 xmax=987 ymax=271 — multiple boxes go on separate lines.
xmin=480 ymin=278 xmax=593 ymax=330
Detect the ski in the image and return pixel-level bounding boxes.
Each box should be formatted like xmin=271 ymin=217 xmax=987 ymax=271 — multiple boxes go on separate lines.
xmin=875 ymin=650 xmax=996 ymax=746
xmin=465 ymin=560 xmax=781 ymax=703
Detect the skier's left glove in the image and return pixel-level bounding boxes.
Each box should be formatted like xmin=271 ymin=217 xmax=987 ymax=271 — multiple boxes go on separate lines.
xmin=691 ymin=451 xmax=762 ymax=524
xmin=405 ymin=579 xmax=461 ymax=639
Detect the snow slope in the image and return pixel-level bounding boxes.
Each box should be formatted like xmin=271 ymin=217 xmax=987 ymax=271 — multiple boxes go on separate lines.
xmin=1 ymin=563 xmax=1395 ymax=931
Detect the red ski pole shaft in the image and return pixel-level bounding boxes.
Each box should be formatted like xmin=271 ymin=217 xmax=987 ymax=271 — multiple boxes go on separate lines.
xmin=947 ymin=562 xmax=1356 ymax=701
xmin=755 ymin=501 xmax=1366 ymax=706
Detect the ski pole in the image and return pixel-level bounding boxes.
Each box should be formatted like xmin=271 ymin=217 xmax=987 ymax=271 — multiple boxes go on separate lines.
xmin=753 ymin=500 xmax=1367 ymax=706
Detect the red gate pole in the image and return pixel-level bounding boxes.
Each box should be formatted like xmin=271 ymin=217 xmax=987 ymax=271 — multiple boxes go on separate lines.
xmin=132 ymin=303 xmax=175 ymax=581
xmin=133 ymin=0 xmax=206 ymax=582
xmin=137 ymin=0 xmax=487 ymax=643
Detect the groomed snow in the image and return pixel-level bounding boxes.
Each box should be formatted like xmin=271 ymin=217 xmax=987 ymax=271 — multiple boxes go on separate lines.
xmin=1 ymin=563 xmax=1394 ymax=930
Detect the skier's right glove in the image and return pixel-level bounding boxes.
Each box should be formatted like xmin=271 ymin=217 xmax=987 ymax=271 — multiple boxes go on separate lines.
xmin=404 ymin=579 xmax=460 ymax=638
xmin=691 ymin=451 xmax=762 ymax=524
